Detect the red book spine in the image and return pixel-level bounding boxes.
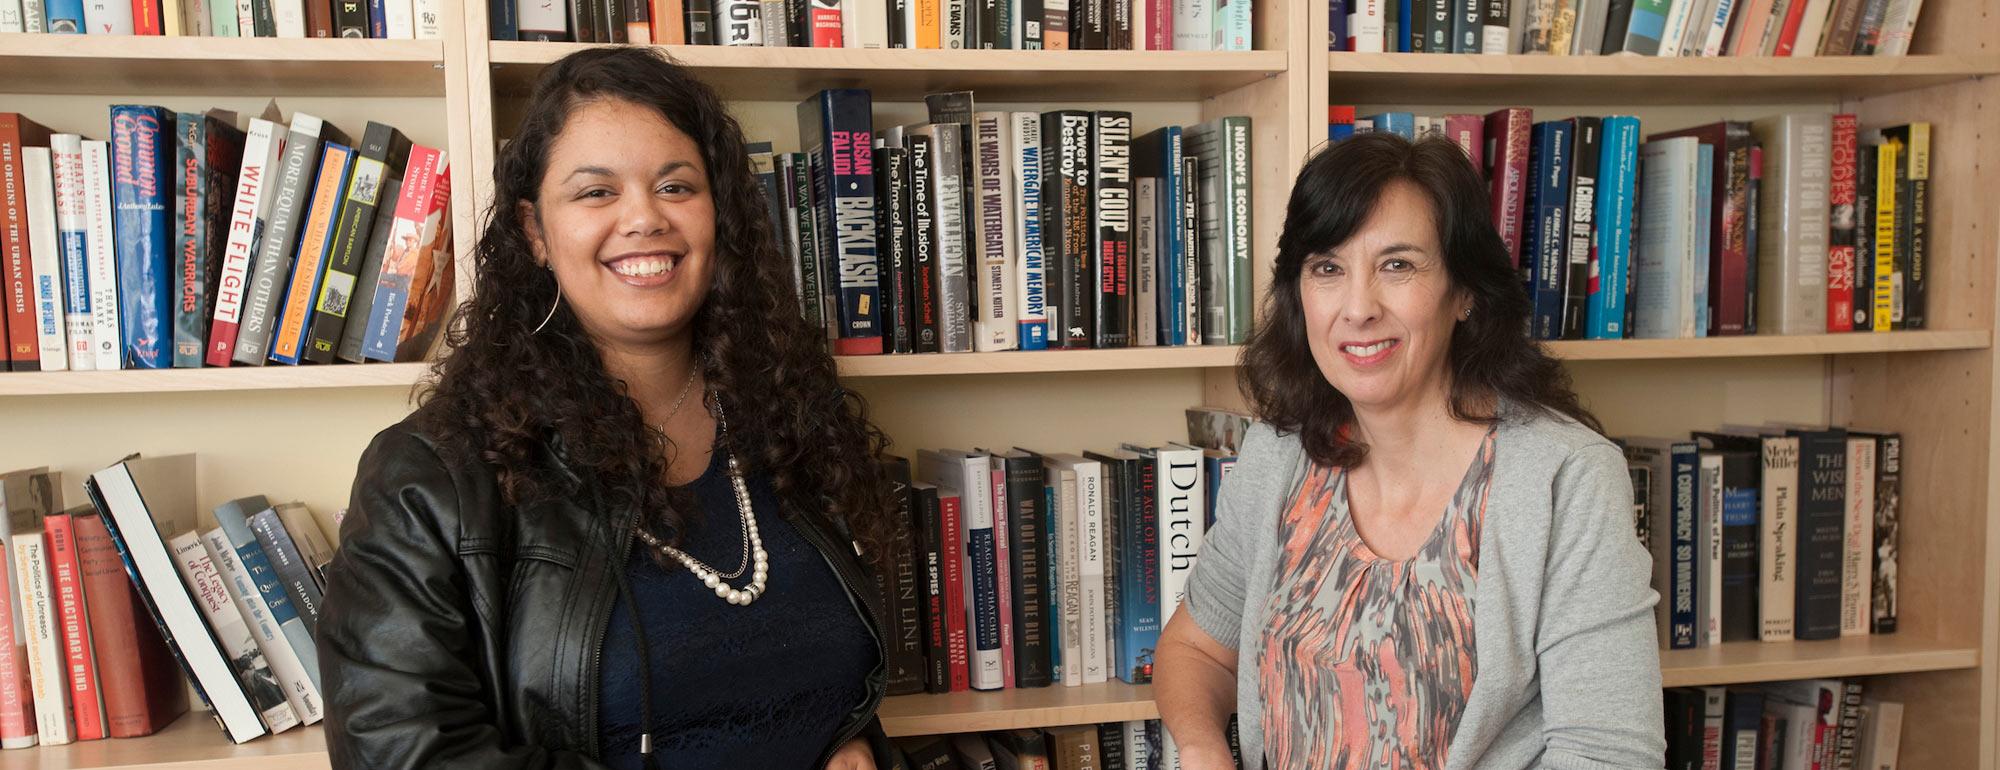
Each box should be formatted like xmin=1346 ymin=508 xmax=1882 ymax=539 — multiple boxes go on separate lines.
xmin=1445 ymin=114 xmax=1484 ymax=169
xmin=130 ymin=0 xmax=162 ymax=33
xmin=306 ymin=0 xmax=336 ymax=35
xmin=1773 ymin=0 xmax=1812 ymax=54
xmin=72 ymin=513 xmax=186 ymax=739
xmin=939 ymin=492 xmax=968 ymax=692
xmin=0 ymin=532 xmax=32 ymax=746
xmin=1148 ymin=0 xmax=1172 ymax=48
xmin=1 ymin=115 xmax=52 ymax=372
xmin=809 ymin=3 xmax=842 ymax=45
xmin=651 ymin=0 xmax=688 ymax=43
xmin=44 ymin=515 xmax=102 ymax=742
xmin=1484 ymin=108 xmax=1532 ymax=271
xmin=990 ymin=469 xmax=1014 ymax=689
xmin=1826 ymin=115 xmax=1858 ymax=332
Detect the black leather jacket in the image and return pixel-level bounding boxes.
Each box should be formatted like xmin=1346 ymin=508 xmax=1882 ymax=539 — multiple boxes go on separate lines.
xmin=318 ymin=407 xmax=899 ymax=769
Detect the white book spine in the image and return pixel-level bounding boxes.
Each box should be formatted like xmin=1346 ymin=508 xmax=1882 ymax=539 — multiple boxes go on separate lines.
xmin=1875 ymin=0 xmax=1922 ymax=54
xmin=274 ymin=0 xmax=305 ymax=35
xmin=20 ymin=0 xmax=41 ymax=31
xmin=760 ymin=0 xmax=786 ymax=43
xmin=1679 ymin=145 xmax=1701 ymax=339
xmin=1134 ymin=177 xmax=1158 ymax=346
xmin=1632 ymin=138 xmax=1696 ymax=339
xmin=1858 ymin=701 xmax=1903 ymax=770
xmin=49 ymin=136 xmax=91 ymax=371
xmin=1056 ymin=466 xmax=1081 ymax=686
xmin=1656 ymin=0 xmax=1695 ymax=55
xmin=168 ymin=532 xmax=302 ymax=734
xmin=199 ymin=529 xmax=323 ymax=725
xmin=718 ymin=0 xmax=765 ymax=44
xmin=22 ymin=148 xmax=67 ymax=372
xmin=517 ymin=0 xmax=565 ymax=34
xmin=1179 ymin=151 xmax=1198 ymax=346
xmin=185 ymin=0 xmax=210 ymax=35
xmin=864 ymin=0 xmax=889 ymax=47
xmin=972 ymin=112 xmax=1018 ymax=352
xmin=1700 ymin=453 xmax=1723 ymax=647
xmin=1076 ymin=460 xmax=1106 ymax=684
xmin=1157 ymin=447 xmax=1205 ymax=626
xmin=1010 ymin=113 xmax=1047 ymax=349
xmin=1760 ymin=437 xmax=1798 ymax=642
xmin=1173 ymin=0 xmax=1211 ymax=49
xmin=1841 ymin=437 xmax=1875 ymax=636
xmin=383 ymin=0 xmax=414 ymax=37
xmin=900 ymin=0 xmax=920 ymax=44
xmin=841 ymin=0 xmax=861 ymax=46
xmin=414 ymin=0 xmax=444 ymax=37
xmin=961 ymin=458 xmax=1002 ymax=691
xmin=1123 ymin=720 xmax=1151 ymax=769
xmin=80 ymin=141 xmax=119 ymax=372
xmin=234 ymin=0 xmax=251 ymax=34
xmin=0 ymin=0 xmax=22 ymax=32
xmin=212 ymin=118 xmax=284 ymax=351
xmin=1700 ymin=0 xmax=1736 ymax=54
xmin=82 ymin=0 xmax=132 ymax=32
xmin=944 ymin=0 xmax=965 ymax=47
xmin=15 ymin=534 xmax=69 ymax=745
xmin=1677 ymin=0 xmax=1717 ymax=53
xmin=1791 ymin=0 xmax=1834 ymax=55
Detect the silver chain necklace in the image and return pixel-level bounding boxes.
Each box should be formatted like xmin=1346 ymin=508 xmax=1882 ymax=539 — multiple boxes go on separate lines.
xmin=632 ymin=398 xmax=769 ymax=606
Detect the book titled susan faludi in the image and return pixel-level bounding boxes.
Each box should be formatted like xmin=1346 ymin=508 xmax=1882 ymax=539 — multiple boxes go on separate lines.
xmin=798 ymin=89 xmax=882 ymax=355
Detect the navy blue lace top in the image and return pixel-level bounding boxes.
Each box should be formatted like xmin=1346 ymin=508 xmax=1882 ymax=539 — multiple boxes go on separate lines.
xmin=597 ymin=448 xmax=876 ymax=769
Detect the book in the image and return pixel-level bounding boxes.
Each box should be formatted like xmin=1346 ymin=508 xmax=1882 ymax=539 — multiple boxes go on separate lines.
xmin=1633 ymin=137 xmax=1701 ymax=340
xmin=971 ymin=112 xmax=1020 ymax=352
xmin=81 ymin=140 xmax=121 ymax=371
xmin=936 ymin=484 xmax=969 ymax=691
xmin=1870 ymin=434 xmax=1899 ymax=634
xmin=1713 ymin=449 xmax=1759 ymax=643
xmin=1750 ymin=113 xmax=1832 ymax=336
xmin=1878 ymin=123 xmax=1928 ymax=329
xmin=167 ymin=530 xmax=301 ymax=734
xmin=1010 ymin=112 xmax=1048 ymax=351
xmin=781 ymin=151 xmax=825 ymax=332
xmin=918 ymin=451 xmax=1001 ymax=691
xmin=1827 ymin=115 xmax=1859 ymax=333
xmin=21 ymin=146 xmax=66 ymax=372
xmin=1725 ymin=690 xmax=1765 ymax=770
xmin=1133 ymin=178 xmax=1157 ymax=346
xmin=1759 ymin=434 xmax=1799 ymax=642
xmin=882 ymin=459 xmax=924 ymax=696
xmin=208 ymin=117 xmax=287 ymax=368
xmin=1484 ymin=108 xmax=1532 ymax=272
xmin=905 ymin=134 xmax=940 ymax=352
xmin=996 ymin=450 xmax=1052 ymax=688
xmin=70 ymin=510 xmax=186 ymax=739
xmin=1563 ymin=117 xmax=1601 ymax=340
xmin=358 ymin=144 xmax=453 ymax=363
xmin=1042 ymin=110 xmax=1093 ymax=349
xmin=1589 ymin=116 xmax=1639 ymax=340
xmin=1090 ymin=110 xmax=1133 ymax=348
xmin=213 ymin=496 xmax=321 ymax=695
xmin=305 ymin=121 xmax=410 ymax=363
xmin=236 ymin=113 xmax=338 ymax=366
xmin=987 ymin=459 xmax=1013 ymax=687
xmin=1133 ymin=126 xmax=1185 ymax=346
xmin=875 ymin=135 xmax=915 ymax=354
xmin=1649 ymin=122 xmax=1756 ymax=337
xmin=1840 ymin=435 xmax=1875 ymax=637
xmin=0 ymin=114 xmax=54 ymax=372
xmin=50 ymin=135 xmax=93 ymax=371
xmin=43 ymin=508 xmax=104 ymax=741
xmin=918 ymin=122 xmax=971 ymax=353
xmin=1132 ymin=444 xmax=1203 ymax=635
xmin=197 ymin=527 xmax=322 ymax=725
xmin=172 ymin=112 xmax=245 ymax=369
xmin=268 ymin=140 xmax=356 ymax=365
xmin=335 ymin=168 xmax=405 ymax=363
xmin=797 ymin=90 xmax=881 ymax=355
xmin=1181 ymin=116 xmax=1251 ymax=345
xmin=247 ymin=507 xmax=325 ymax=637
xmin=5 ymin=469 xmax=70 ymax=745
xmin=1522 ymin=119 xmax=1571 ymax=340
xmin=912 ymin=482 xmax=951 ymax=693
xmin=0 ymin=470 xmax=43 ymax=748
xmin=1791 ymin=429 xmax=1846 ymax=641
xmin=1856 ymin=700 xmax=1902 ymax=769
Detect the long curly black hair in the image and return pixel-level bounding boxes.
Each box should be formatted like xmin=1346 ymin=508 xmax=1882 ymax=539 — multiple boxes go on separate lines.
xmin=1241 ymin=132 xmax=1600 ymax=468
xmin=418 ymin=46 xmax=893 ymax=555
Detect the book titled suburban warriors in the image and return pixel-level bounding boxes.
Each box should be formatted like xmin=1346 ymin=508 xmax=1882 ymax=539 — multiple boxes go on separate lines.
xmin=172 ymin=111 xmax=244 ymax=369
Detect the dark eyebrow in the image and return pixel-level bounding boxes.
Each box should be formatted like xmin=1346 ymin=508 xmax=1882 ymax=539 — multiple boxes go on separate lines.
xmin=1376 ymin=243 xmax=1427 ymax=258
xmin=561 ymin=161 xmax=697 ymax=183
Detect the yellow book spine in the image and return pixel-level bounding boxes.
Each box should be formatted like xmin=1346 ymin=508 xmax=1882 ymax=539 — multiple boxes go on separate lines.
xmin=1872 ymin=140 xmax=1898 ymax=333
xmin=163 ymin=0 xmax=185 ymax=34
xmin=917 ymin=0 xmax=940 ymax=47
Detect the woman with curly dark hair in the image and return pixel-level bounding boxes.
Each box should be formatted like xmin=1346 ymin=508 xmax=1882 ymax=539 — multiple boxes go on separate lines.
xmin=318 ymin=46 xmax=896 ymax=770
xmin=1153 ymin=133 xmax=1664 ymax=770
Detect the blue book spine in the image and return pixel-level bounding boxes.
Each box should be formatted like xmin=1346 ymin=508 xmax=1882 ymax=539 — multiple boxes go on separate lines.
xmin=797 ymin=89 xmax=882 ymax=355
xmin=1722 ymin=691 xmax=1764 ymax=769
xmin=1363 ymin=112 xmax=1417 ymax=141
xmin=249 ymin=508 xmax=325 ymax=634
xmin=1043 ymin=484 xmax=1061 ymax=682
xmin=1526 ymin=120 xmax=1572 ymax=340
xmin=1329 ymin=0 xmax=1347 ymax=50
xmin=1397 ymin=0 xmax=1412 ymax=50
xmin=1116 ymin=462 xmax=1160 ymax=684
xmin=1203 ymin=454 xmax=1233 ymax=529
xmin=212 ymin=497 xmax=321 ymax=691
xmin=59 ymin=169 xmax=93 ymax=362
xmin=488 ymin=0 xmax=519 ymax=40
xmin=1669 ymin=441 xmax=1699 ymax=649
xmin=1159 ymin=127 xmax=1185 ymax=346
xmin=1692 ymin=143 xmax=1714 ymax=338
xmin=109 ymin=106 xmax=176 ymax=369
xmin=369 ymin=0 xmax=387 ymax=37
xmin=1589 ymin=117 xmax=1639 ymax=340
xmin=45 ymin=0 xmax=86 ymax=31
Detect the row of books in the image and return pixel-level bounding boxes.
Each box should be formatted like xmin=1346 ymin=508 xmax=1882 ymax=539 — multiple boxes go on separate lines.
xmin=0 ymin=0 xmax=448 ymax=37
xmin=0 ymin=460 xmax=334 ymax=747
xmin=1331 ymin=0 xmax=1925 ymax=55
xmin=496 ymin=0 xmax=1254 ymax=50
xmin=1330 ymin=108 xmax=1933 ymax=339
xmin=1622 ymin=426 xmax=1900 ymax=650
xmin=896 ymin=718 xmax=1243 ymax=770
xmin=772 ymin=89 xmax=1254 ymax=356
xmin=1666 ymin=681 xmax=1903 ymax=770
xmin=0 ymin=108 xmax=455 ymax=373
xmin=871 ymin=407 xmax=1248 ymax=699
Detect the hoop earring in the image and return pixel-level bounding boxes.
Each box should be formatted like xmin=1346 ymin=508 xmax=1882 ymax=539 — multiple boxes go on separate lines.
xmin=533 ymin=284 xmax=564 ymax=334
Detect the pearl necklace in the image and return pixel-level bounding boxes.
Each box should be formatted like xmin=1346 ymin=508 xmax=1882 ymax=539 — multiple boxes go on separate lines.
xmin=632 ymin=402 xmax=770 ymax=606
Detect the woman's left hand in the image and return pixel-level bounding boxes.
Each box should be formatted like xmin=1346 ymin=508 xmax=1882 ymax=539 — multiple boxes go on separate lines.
xmin=825 ymin=736 xmax=875 ymax=770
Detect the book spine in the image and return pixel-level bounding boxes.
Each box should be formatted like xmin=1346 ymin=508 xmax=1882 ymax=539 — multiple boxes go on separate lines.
xmin=1076 ymin=463 xmax=1106 ymax=684
xmin=1485 ymin=109 xmax=1531 ymax=272
xmin=1179 ymin=153 xmax=1199 ymax=346
xmin=335 ymin=171 xmax=403 ymax=361
xmin=51 ymin=137 xmax=92 ymax=370
xmin=1841 ymin=437 xmax=1875 ymax=637
xmin=885 ymin=472 xmax=923 ymax=695
xmin=939 ymin=491 xmax=968 ymax=692
xmin=1012 ymin=113 xmax=1048 ymax=350
xmin=1157 ymin=448 xmax=1204 ymax=633
xmin=307 ymin=125 xmax=403 ymax=364
xmin=1871 ymin=140 xmax=1896 ymax=331
xmin=1133 ymin=177 xmax=1157 ymax=346
xmin=16 ymin=526 xmax=70 ymax=744
xmin=46 ymin=0 xmax=84 ymax=31
xmin=358 ymin=146 xmax=447 ymax=362
xmin=1668 ymin=442 xmax=1698 ymax=649
xmin=1717 ymin=126 xmax=1754 ymax=336
xmin=1898 ymin=124 xmax=1927 ymax=328
xmin=72 ymin=512 xmax=185 ymax=740
xmin=269 ymin=142 xmax=352 ymax=365
xmin=1119 ymin=457 xmax=1160 ymax=684
xmin=877 ymin=144 xmax=914 ymax=354
xmin=1044 ymin=111 xmax=1094 ymax=349
xmin=46 ymin=514 xmax=103 ymax=741
xmin=1053 ymin=468 xmax=1079 ymax=686
xmin=1755 ymin=114 xmax=1831 ymax=336
xmin=1720 ymin=455 xmax=1760 ymax=643
xmin=166 ymin=533 xmax=301 ymax=734
xmin=235 ymin=117 xmax=325 ymax=366
xmin=1699 ymin=0 xmax=1734 ymax=52
xmin=1589 ymin=117 xmax=1637 ymax=340
xmin=1483 ymin=0 xmax=1511 ymax=50
xmin=1453 ymin=0 xmax=1478 ymax=49
xmin=247 ymin=510 xmax=324 ymax=636
xmin=800 ymin=91 xmax=882 ymax=354
xmin=81 ymin=141 xmax=120 ymax=371
xmin=1759 ymin=437 xmax=1798 ymax=641
xmin=1873 ymin=0 xmax=1919 ymax=53
xmin=929 ymin=124 xmax=972 ymax=353
xmin=917 ymin=487 xmax=948 ymax=693
xmin=959 ymin=462 xmax=1001 ymax=692
xmin=207 ymin=119 xmax=283 ymax=367
xmin=972 ymin=112 xmax=1019 ymax=351
xmin=1700 ymin=454 xmax=1723 ymax=647
xmin=906 ymin=136 xmax=940 ymax=353
xmin=1526 ymin=121 xmax=1570 ymax=341
xmin=1828 ymin=116 xmax=1857 ymax=333
xmin=0 ymin=517 xmax=34 ymax=747
xmin=515 ymin=0 xmax=567 ymax=37
xmin=83 ymin=0 xmax=135 ymax=31
xmin=22 ymin=147 xmax=67 ymax=371
xmin=1872 ymin=435 xmax=1899 ymax=633
xmin=212 ymin=504 xmax=320 ymax=696
xmin=1795 ymin=432 xmax=1846 ymax=640
xmin=0 ymin=118 xmax=37 ymax=371
xmin=1005 ymin=458 xmax=1051 ymax=688
xmin=989 ymin=465 xmax=1013 ymax=687
xmin=797 ymin=0 xmax=833 ymax=43
xmin=1693 ymin=144 xmax=1713 ymax=337
xmin=717 ymin=0 xmax=762 ymax=42
xmin=1153 ymin=128 xmax=1184 ymax=346
xmin=1090 ymin=111 xmax=1132 ymax=349
xmin=172 ymin=114 xmax=206 ymax=368
xmin=1170 ymin=0 xmax=1206 ymax=47
xmin=784 ymin=154 xmax=824 ymax=332
xmin=1562 ymin=117 xmax=1599 ymax=341
xmin=199 ymin=529 xmax=322 ymax=724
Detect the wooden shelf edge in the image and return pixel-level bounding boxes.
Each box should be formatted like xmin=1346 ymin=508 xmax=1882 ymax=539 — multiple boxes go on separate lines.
xmin=1326 ymin=52 xmax=2000 ymax=78
xmin=835 ymin=346 xmax=1244 ymax=377
xmin=0 ymin=363 xmax=433 ymax=397
xmin=1547 ymin=330 xmax=1990 ymax=360
xmin=1659 ymin=638 xmax=1980 ymax=688
xmin=0 ymin=32 xmax=445 ymax=63
xmin=879 ymin=681 xmax=1159 ymax=737
xmin=488 ymin=40 xmax=1288 ymax=71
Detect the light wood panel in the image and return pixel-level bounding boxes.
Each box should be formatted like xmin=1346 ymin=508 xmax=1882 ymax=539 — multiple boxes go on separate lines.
xmin=0 ymin=33 xmax=446 ymax=96
xmin=1658 ymin=636 xmax=1980 ymax=687
xmin=880 ymin=681 xmax=1159 ymax=737
xmin=0 ymin=716 xmax=328 ymax=770
xmin=0 ymin=364 xmax=431 ymax=396
xmin=1326 ymin=53 xmax=2000 ymax=105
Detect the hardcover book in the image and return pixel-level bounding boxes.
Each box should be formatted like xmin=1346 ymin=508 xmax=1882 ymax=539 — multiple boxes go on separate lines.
xmin=268 ymin=141 xmax=356 ymax=365
xmin=1041 ymin=110 xmax=1093 ymax=349
xmin=971 ymin=111 xmax=1019 ymax=352
xmin=172 ymin=112 xmax=245 ymax=369
xmin=236 ymin=113 xmax=341 ymax=366
xmin=1181 ymin=116 xmax=1251 ymax=345
xmin=1089 ymin=111 xmax=1133 ymax=348
xmin=208 ymin=117 xmax=288 ymax=368
xmin=306 ymin=121 xmax=410 ymax=363
xmin=1750 ymin=112 xmax=1832 ymax=336
xmin=81 ymin=140 xmax=121 ymax=371
xmin=1791 ymin=429 xmax=1847 ymax=641
xmin=21 ymin=146 xmax=66 ymax=371
xmin=359 ymin=145 xmax=452 ymax=363
xmin=0 ymin=114 xmax=54 ymax=372
xmin=70 ymin=510 xmax=186 ymax=738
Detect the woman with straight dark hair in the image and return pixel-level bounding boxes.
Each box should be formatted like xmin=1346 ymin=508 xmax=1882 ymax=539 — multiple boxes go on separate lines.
xmin=1153 ymin=132 xmax=1664 ymax=770
xmin=318 ymin=46 xmax=897 ymax=770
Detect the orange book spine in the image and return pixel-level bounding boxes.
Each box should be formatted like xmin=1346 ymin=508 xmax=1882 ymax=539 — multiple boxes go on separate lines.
xmin=916 ymin=0 xmax=940 ymax=46
xmin=651 ymin=0 xmax=687 ymax=42
xmin=270 ymin=143 xmax=354 ymax=364
xmin=45 ymin=513 xmax=103 ymax=742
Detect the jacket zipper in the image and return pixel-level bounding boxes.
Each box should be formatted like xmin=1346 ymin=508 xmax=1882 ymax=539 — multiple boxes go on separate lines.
xmin=789 ymin=511 xmax=891 ymax=766
xmin=585 ymin=495 xmax=641 ymax=761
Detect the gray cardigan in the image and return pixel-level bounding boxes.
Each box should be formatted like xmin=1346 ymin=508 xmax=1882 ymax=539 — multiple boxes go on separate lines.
xmin=1183 ymin=403 xmax=1667 ymax=770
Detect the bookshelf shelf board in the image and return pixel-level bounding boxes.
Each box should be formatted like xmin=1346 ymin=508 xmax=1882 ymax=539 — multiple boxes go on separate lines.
xmin=835 ymin=346 xmax=1243 ymax=377
xmin=488 ymin=42 xmax=1288 ymax=100
xmin=1544 ymin=330 xmax=1991 ymax=361
xmin=1326 ymin=53 xmax=2000 ymax=105
xmin=0 ymin=33 xmax=447 ymax=96
xmin=1658 ymin=636 xmax=1980 ymax=688
xmin=0 ymin=716 xmax=329 ymax=770
xmin=880 ymin=680 xmax=1159 ymax=736
xmin=0 ymin=362 xmax=432 ymax=397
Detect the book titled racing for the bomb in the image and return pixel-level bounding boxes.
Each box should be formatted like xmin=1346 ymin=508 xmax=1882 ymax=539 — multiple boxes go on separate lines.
xmin=798 ymin=89 xmax=882 ymax=355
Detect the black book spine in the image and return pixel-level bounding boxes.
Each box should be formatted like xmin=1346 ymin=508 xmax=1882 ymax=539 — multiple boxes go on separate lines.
xmin=1871 ymin=434 xmax=1900 ymax=633
xmin=603 ymin=0 xmax=627 ymax=41
xmin=1107 ymin=0 xmax=1131 ymax=48
xmin=1429 ymin=0 xmax=1450 ymax=51
xmin=1562 ymin=116 xmax=1600 ymax=340
xmin=1664 ymin=688 xmax=1702 ymax=770
xmin=877 ymin=145 xmax=914 ymax=354
xmin=1075 ymin=0 xmax=1106 ymax=47
xmin=1411 ymin=0 xmax=1431 ymax=51
xmin=883 ymin=458 xmax=925 ymax=695
xmin=1719 ymin=452 xmax=1760 ymax=642
xmin=915 ymin=485 xmax=949 ymax=692
xmin=1853 ymin=143 xmax=1876 ymax=332
xmin=253 ymin=0 xmax=277 ymax=35
xmin=307 ymin=122 xmax=409 ymax=364
xmin=1021 ymin=0 xmax=1044 ymax=47
xmin=687 ymin=0 xmax=716 ymax=42
xmin=1455 ymin=0 xmax=1480 ymax=50
xmin=787 ymin=0 xmax=809 ymax=44
xmin=1837 ymin=681 xmax=1865 ymax=770
xmin=335 ymin=0 xmax=370 ymax=36
xmin=1794 ymin=431 xmax=1847 ymax=641
xmin=1091 ymin=111 xmax=1133 ymax=348
xmin=569 ymin=0 xmax=599 ymax=41
xmin=1004 ymin=456 xmax=1051 ymax=687
xmin=890 ymin=0 xmax=909 ymax=45
xmin=908 ymin=133 xmax=941 ymax=353
xmin=1181 ymin=153 xmax=1199 ymax=343
xmin=1098 ymin=723 xmax=1126 ymax=767
xmin=979 ymin=0 xmax=999 ymax=46
xmin=1043 ymin=111 xmax=1094 ymax=349
xmin=1600 ymin=0 xmax=1634 ymax=51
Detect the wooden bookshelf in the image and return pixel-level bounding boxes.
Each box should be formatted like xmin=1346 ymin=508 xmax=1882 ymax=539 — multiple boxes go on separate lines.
xmin=0 ymin=363 xmax=433 ymax=397
xmin=1326 ymin=52 xmax=2000 ymax=104
xmin=0 ymin=33 xmax=448 ymax=96
xmin=880 ymin=681 xmax=1160 ymax=737
xmin=1543 ymin=330 xmax=1992 ymax=360
xmin=0 ymin=716 xmax=328 ymax=770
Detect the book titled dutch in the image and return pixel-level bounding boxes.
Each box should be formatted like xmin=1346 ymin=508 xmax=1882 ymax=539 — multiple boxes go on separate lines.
xmin=107 ymin=106 xmax=176 ymax=369
xmin=207 ymin=118 xmax=288 ymax=368
xmin=797 ymin=89 xmax=883 ymax=355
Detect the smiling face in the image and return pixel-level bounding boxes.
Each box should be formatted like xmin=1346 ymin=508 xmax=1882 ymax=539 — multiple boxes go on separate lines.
xmin=1299 ymin=179 xmax=1470 ymax=417
xmin=521 ymin=97 xmax=719 ymax=352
